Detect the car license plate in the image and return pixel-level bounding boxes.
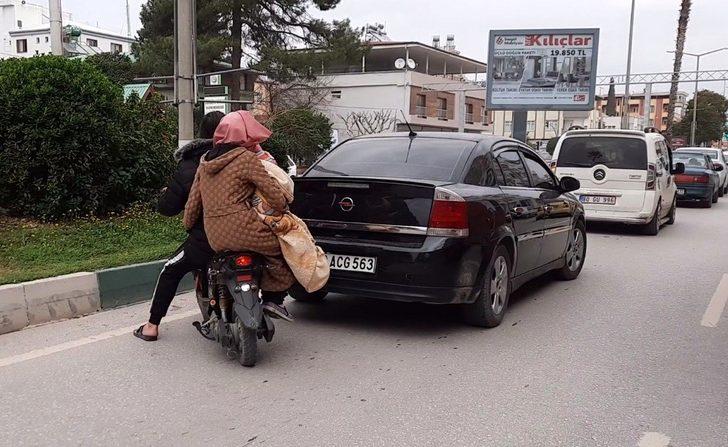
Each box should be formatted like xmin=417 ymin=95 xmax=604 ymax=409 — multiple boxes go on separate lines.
xmin=327 ymin=254 xmax=377 ymax=273
xmin=677 ymin=189 xmax=685 ymax=196
xmin=579 ymin=195 xmax=616 ymax=205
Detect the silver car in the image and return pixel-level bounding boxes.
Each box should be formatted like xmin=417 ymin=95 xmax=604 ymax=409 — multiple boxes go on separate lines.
xmin=675 ymin=148 xmax=728 ymax=196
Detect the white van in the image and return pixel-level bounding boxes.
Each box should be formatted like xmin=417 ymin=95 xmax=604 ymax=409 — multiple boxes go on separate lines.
xmin=552 ymin=129 xmax=684 ymax=235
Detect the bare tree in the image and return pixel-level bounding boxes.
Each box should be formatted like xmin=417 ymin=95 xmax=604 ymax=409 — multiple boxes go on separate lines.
xmin=339 ymin=110 xmax=397 ymax=137
xmin=253 ymin=77 xmax=332 ymax=121
xmin=666 ymin=0 xmax=692 ymax=140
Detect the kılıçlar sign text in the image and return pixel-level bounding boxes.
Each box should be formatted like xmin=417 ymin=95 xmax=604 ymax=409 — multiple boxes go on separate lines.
xmin=486 ymin=28 xmax=600 ymax=111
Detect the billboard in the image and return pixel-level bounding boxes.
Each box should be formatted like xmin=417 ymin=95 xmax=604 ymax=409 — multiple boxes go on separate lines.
xmin=486 ymin=28 xmax=600 ymax=111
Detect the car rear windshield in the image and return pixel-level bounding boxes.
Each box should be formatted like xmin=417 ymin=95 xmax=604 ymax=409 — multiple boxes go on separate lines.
xmin=307 ymin=137 xmax=476 ymax=181
xmin=556 ymin=137 xmax=647 ymax=170
xmin=674 ymin=153 xmax=708 ymax=168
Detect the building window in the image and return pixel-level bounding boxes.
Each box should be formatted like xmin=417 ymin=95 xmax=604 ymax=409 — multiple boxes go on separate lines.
xmin=661 ymin=117 xmax=668 ymax=126
xmin=546 ymin=120 xmax=558 ymax=132
xmin=437 ymin=98 xmax=447 ymax=120
xmin=110 ymin=43 xmax=123 ymax=53
xmin=504 ymin=121 xmax=512 ymax=134
xmin=526 ymin=120 xmax=536 ymax=132
xmin=87 ymin=38 xmax=98 ymax=47
xmin=481 ymin=106 xmax=488 ymax=125
xmin=17 ymin=20 xmax=22 ymax=29
xmin=36 ymin=37 xmax=40 ymax=44
xmin=16 ymin=39 xmax=27 ymax=53
xmin=45 ymin=36 xmax=49 ymax=43
xmin=466 ymin=104 xmax=474 ymax=124
xmin=330 ymin=90 xmax=342 ymax=99
xmin=629 ymin=104 xmax=639 ymax=114
xmin=662 ymin=103 xmax=669 ymax=113
xmin=416 ymin=94 xmax=426 ymax=117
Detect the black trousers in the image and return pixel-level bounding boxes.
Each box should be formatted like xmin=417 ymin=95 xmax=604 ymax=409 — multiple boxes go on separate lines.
xmin=149 ymin=240 xmax=212 ymax=325
xmin=148 ymin=239 xmax=288 ymax=325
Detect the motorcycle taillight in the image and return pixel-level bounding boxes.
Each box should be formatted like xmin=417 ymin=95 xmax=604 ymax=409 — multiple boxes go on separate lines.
xmin=234 ymin=255 xmax=253 ymax=267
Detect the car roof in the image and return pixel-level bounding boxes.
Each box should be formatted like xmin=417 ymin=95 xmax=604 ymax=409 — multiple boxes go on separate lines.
xmin=560 ymin=129 xmax=664 ymax=140
xmin=676 ymin=147 xmax=718 ymax=152
xmin=349 ymin=131 xmax=507 ymax=145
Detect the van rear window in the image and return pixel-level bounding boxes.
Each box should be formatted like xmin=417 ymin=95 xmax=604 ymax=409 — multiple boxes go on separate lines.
xmin=557 ymin=137 xmax=647 ymax=170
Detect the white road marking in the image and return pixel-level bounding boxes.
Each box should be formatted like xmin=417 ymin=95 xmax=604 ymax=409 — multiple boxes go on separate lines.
xmin=638 ymin=432 xmax=671 ymax=447
xmin=0 ymin=309 xmax=199 ymax=369
xmin=701 ymin=274 xmax=728 ymax=328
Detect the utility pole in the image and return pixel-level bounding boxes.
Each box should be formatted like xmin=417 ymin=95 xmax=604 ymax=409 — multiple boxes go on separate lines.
xmin=126 ymin=0 xmax=132 ymax=37
xmin=668 ymin=48 xmax=728 ymax=146
xmin=48 ymin=0 xmax=63 ymax=56
xmin=175 ymin=0 xmax=196 ymax=146
xmin=621 ymin=0 xmax=636 ymax=130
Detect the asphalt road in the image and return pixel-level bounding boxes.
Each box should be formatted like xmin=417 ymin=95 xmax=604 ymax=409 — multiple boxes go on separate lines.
xmin=2 ymin=201 xmax=728 ymax=447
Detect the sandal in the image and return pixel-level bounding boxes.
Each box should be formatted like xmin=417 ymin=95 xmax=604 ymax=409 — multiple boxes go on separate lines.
xmin=133 ymin=325 xmax=158 ymax=342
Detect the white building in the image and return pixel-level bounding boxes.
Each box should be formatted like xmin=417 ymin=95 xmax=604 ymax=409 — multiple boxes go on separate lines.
xmin=0 ymin=0 xmax=133 ymax=59
xmin=491 ymin=109 xmax=601 ymax=147
xmin=304 ymin=40 xmax=490 ymax=139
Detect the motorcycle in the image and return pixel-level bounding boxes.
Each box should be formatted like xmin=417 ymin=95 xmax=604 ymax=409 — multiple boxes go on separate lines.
xmin=192 ymin=252 xmax=275 ymax=367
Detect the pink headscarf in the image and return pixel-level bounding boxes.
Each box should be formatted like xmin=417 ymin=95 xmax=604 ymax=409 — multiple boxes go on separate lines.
xmin=213 ymin=111 xmax=272 ymax=153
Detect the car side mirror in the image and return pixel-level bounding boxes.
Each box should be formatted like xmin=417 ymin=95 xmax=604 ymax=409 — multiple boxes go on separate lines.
xmin=671 ymin=162 xmax=685 ymax=175
xmin=559 ymin=176 xmax=580 ymax=193
xmin=713 ymin=163 xmax=724 ymax=172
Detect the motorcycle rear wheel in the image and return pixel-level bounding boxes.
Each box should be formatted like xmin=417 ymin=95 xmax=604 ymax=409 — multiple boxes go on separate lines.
xmin=238 ymin=323 xmax=258 ymax=367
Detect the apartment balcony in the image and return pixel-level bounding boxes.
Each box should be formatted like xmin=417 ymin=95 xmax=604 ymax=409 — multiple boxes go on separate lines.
xmin=465 ymin=113 xmax=474 ymax=124
xmin=415 ymin=105 xmax=427 ymax=117
xmin=436 ymin=109 xmax=447 ymax=120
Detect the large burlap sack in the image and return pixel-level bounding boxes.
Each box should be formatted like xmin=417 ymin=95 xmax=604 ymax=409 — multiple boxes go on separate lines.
xmin=252 ymin=161 xmax=330 ymax=293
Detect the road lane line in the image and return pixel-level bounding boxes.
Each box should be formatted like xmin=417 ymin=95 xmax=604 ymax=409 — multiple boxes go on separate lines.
xmin=637 ymin=432 xmax=671 ymax=447
xmin=701 ymin=274 xmax=728 ymax=328
xmin=0 ymin=309 xmax=199 ymax=369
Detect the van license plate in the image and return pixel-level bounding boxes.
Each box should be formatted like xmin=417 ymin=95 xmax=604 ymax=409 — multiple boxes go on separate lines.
xmin=579 ymin=195 xmax=616 ymax=205
xmin=327 ymin=254 xmax=377 ymax=273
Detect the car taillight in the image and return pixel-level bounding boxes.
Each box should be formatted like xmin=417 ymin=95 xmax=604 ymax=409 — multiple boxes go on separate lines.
xmin=234 ymin=255 xmax=253 ymax=267
xmin=646 ymin=163 xmax=656 ymax=190
xmin=427 ymin=188 xmax=469 ymax=238
xmin=675 ymin=174 xmax=708 ymax=184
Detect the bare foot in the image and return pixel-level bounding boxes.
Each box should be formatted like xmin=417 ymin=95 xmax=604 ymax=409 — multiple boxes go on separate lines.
xmin=142 ymin=323 xmax=158 ymax=337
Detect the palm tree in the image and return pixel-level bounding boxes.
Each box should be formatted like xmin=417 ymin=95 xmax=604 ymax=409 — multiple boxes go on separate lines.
xmin=666 ymin=0 xmax=692 ymax=140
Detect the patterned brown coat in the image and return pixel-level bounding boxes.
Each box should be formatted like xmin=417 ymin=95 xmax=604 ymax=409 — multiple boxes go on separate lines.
xmin=183 ymin=147 xmax=295 ymax=292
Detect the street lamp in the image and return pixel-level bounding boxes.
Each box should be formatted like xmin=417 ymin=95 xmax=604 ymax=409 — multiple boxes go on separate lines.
xmin=668 ymin=47 xmax=728 ymax=146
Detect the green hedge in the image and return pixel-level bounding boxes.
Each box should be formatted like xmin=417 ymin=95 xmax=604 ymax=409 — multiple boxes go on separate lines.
xmin=0 ymin=56 xmax=176 ymax=220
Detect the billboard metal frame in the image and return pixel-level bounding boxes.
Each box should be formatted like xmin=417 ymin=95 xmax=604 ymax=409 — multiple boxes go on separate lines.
xmin=486 ymin=28 xmax=600 ymax=111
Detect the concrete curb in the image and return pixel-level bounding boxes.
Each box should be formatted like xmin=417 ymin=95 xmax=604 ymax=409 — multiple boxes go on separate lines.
xmin=97 ymin=260 xmax=193 ymax=309
xmin=0 ymin=272 xmax=100 ymax=335
xmin=0 ymin=260 xmax=194 ymax=336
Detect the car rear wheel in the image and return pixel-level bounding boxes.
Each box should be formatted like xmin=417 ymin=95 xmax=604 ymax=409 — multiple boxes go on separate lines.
xmin=289 ymin=284 xmax=328 ymax=303
xmin=666 ymin=197 xmax=676 ymax=225
xmin=712 ymin=189 xmax=719 ymax=203
xmin=555 ymin=220 xmax=587 ymax=280
xmin=463 ymin=245 xmax=511 ymax=328
xmin=641 ymin=202 xmax=661 ymax=236
xmin=719 ymin=187 xmax=725 ymax=198
xmin=703 ymin=197 xmax=713 ymax=208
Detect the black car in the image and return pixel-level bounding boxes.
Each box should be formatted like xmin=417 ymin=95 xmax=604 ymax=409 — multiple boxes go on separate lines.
xmin=290 ymin=133 xmax=586 ymax=327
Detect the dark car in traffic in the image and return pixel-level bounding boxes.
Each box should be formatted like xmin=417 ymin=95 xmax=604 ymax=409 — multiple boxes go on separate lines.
xmin=673 ymin=151 xmax=723 ymax=208
xmin=290 ymin=133 xmax=586 ymax=327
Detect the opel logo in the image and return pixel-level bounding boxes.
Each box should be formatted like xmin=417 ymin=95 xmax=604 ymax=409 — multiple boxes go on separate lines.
xmin=338 ymin=197 xmax=355 ymax=212
xmin=594 ymin=169 xmax=606 ymax=181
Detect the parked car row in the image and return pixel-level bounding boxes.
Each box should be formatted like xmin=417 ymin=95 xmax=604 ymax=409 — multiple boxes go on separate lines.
xmin=286 ymin=127 xmax=722 ymax=329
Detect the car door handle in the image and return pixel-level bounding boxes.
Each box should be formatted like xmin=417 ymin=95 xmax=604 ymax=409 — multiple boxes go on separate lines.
xmin=511 ymin=206 xmax=527 ymax=217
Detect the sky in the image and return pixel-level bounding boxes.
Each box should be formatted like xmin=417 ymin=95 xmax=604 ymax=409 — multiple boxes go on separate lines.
xmin=56 ymin=0 xmax=728 ymax=95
